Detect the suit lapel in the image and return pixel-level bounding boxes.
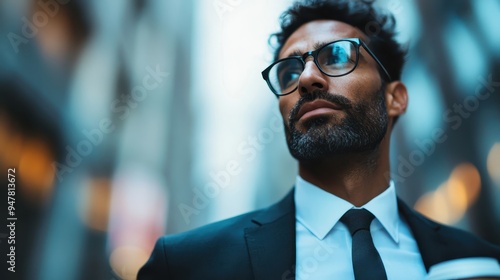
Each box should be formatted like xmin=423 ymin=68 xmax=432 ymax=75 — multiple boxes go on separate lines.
xmin=245 ymin=190 xmax=296 ymax=280
xmin=243 ymin=191 xmax=495 ymax=278
xmin=398 ymin=198 xmax=445 ymax=271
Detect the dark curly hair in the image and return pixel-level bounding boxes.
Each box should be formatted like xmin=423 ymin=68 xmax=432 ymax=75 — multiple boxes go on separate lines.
xmin=270 ymin=0 xmax=407 ymax=82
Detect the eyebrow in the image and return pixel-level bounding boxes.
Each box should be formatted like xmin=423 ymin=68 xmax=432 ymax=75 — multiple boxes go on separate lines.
xmin=286 ymin=41 xmax=333 ymax=57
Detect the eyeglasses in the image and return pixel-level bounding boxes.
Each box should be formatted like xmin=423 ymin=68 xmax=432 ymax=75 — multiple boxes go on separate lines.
xmin=261 ymin=38 xmax=391 ymax=96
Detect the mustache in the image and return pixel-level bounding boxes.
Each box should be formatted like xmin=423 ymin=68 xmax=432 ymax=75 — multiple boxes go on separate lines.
xmin=289 ymin=90 xmax=353 ymax=122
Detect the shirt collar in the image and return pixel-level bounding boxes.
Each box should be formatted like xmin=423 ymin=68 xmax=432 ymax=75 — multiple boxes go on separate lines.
xmin=294 ymin=175 xmax=400 ymax=243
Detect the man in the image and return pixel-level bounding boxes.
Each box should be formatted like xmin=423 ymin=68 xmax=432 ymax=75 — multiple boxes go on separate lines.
xmin=138 ymin=0 xmax=500 ymax=279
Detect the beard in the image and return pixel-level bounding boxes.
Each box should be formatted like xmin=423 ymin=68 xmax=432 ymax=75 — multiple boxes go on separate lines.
xmin=285 ymin=86 xmax=388 ymax=161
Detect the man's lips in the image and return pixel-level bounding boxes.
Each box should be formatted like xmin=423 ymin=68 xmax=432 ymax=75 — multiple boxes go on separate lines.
xmin=295 ymin=99 xmax=343 ymax=121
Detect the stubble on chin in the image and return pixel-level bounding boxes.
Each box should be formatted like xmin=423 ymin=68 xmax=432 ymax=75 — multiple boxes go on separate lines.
xmin=284 ymin=88 xmax=388 ymax=161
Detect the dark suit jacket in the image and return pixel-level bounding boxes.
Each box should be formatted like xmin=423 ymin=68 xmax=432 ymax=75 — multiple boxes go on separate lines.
xmin=137 ymin=189 xmax=500 ymax=280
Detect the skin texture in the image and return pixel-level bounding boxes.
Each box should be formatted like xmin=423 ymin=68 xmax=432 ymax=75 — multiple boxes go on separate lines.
xmin=278 ymin=20 xmax=408 ymax=206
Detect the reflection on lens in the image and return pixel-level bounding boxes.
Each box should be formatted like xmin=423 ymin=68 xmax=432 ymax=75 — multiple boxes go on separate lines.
xmin=318 ymin=41 xmax=356 ymax=75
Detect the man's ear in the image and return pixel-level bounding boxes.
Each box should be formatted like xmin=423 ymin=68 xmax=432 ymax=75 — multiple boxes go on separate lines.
xmin=384 ymin=81 xmax=408 ymax=118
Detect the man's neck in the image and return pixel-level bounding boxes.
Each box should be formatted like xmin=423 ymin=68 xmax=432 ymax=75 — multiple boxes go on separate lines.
xmin=298 ymin=146 xmax=391 ymax=207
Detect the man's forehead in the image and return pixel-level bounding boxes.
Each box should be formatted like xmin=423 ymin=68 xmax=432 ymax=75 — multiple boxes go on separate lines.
xmin=279 ymin=20 xmax=367 ymax=59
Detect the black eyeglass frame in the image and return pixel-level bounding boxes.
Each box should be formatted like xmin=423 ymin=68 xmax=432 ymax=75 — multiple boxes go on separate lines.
xmin=261 ymin=38 xmax=392 ymax=96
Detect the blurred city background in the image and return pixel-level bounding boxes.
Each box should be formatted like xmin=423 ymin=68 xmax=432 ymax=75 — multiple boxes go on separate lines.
xmin=0 ymin=0 xmax=499 ymax=279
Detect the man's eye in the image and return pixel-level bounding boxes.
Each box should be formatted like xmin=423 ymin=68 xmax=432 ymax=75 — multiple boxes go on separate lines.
xmin=279 ymin=71 xmax=301 ymax=89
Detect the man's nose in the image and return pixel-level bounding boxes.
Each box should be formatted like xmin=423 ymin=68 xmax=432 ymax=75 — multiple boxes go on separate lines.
xmin=297 ymin=59 xmax=328 ymax=96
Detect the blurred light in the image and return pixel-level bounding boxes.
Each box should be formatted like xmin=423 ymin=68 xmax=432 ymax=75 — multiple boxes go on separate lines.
xmin=414 ymin=163 xmax=481 ymax=225
xmin=109 ymin=245 xmax=149 ymax=280
xmin=78 ymin=177 xmax=112 ymax=231
xmin=18 ymin=138 xmax=56 ymax=204
xmin=487 ymin=143 xmax=500 ymax=185
xmin=107 ymin=165 xmax=168 ymax=277
xmin=0 ymin=113 xmax=56 ymax=204
xmin=414 ymin=187 xmax=450 ymax=224
xmin=444 ymin=19 xmax=487 ymax=93
xmin=444 ymin=178 xmax=467 ymax=214
xmin=36 ymin=7 xmax=73 ymax=67
xmin=402 ymin=64 xmax=443 ymax=140
xmin=473 ymin=0 xmax=500 ymax=55
xmin=449 ymin=163 xmax=481 ymax=208
xmin=4 ymin=132 xmax=24 ymax=168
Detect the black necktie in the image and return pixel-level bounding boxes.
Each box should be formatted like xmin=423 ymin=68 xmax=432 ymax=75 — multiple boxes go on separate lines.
xmin=340 ymin=208 xmax=387 ymax=280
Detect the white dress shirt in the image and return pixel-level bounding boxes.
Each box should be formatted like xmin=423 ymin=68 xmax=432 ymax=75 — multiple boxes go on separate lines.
xmin=294 ymin=175 xmax=427 ymax=280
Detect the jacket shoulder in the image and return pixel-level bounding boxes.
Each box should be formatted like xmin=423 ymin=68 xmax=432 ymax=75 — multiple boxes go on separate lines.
xmin=399 ymin=198 xmax=500 ymax=264
xmin=137 ymin=209 xmax=265 ymax=280
xmin=425 ymin=214 xmax=500 ymax=259
xmin=163 ymin=189 xmax=295 ymax=249
xmin=163 ymin=208 xmax=262 ymax=247
xmin=139 ymin=191 xmax=295 ymax=279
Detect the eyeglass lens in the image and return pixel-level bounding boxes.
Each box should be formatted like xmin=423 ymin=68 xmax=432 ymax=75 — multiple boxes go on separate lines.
xmin=268 ymin=40 xmax=357 ymax=95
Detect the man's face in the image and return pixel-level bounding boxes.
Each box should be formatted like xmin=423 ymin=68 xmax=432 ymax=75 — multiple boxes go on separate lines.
xmin=278 ymin=20 xmax=389 ymax=161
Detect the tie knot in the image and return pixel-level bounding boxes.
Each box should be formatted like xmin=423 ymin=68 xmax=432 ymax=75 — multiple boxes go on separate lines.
xmin=340 ymin=208 xmax=375 ymax=236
